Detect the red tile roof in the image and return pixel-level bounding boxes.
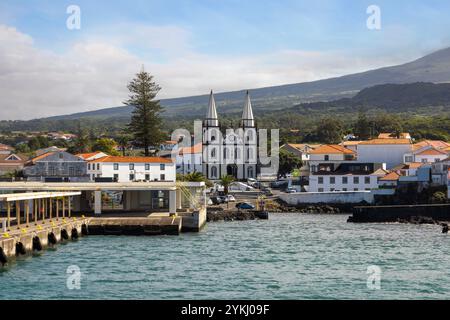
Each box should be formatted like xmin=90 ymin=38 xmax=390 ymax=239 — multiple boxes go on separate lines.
xmin=416 ymin=148 xmax=448 ymax=156
xmin=380 ymin=171 xmax=401 ymax=181
xmin=76 ymin=152 xmax=105 ymax=160
xmin=309 ymin=145 xmax=355 ymax=155
xmin=359 ymin=139 xmax=411 ymax=145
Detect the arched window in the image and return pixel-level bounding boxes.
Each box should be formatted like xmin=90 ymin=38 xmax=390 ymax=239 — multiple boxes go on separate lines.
xmin=211 ymin=148 xmax=216 ymax=158
xmin=224 ymin=148 xmax=228 ymax=159
xmin=247 ymin=130 xmax=253 ymax=142
xmin=236 ymin=148 xmax=241 ymax=161
xmin=211 ymin=166 xmax=218 ymax=178
xmin=247 ymin=166 xmax=254 ymax=178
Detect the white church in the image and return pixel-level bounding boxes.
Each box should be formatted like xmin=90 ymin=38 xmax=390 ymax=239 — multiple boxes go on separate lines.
xmin=202 ymin=90 xmax=258 ymax=181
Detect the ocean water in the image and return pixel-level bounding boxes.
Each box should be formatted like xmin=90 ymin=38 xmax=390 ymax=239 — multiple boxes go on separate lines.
xmin=1 ymin=213 xmax=450 ymax=300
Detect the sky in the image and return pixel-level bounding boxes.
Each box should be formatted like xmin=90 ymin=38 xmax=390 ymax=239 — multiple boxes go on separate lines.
xmin=1 ymin=0 xmax=450 ymax=120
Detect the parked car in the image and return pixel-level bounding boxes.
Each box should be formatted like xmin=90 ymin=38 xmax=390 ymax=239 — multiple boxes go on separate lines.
xmin=236 ymin=202 xmax=255 ymax=210
xmin=209 ymin=196 xmax=224 ymax=205
xmin=270 ymin=180 xmax=288 ymax=189
xmin=225 ymin=195 xmax=236 ymax=202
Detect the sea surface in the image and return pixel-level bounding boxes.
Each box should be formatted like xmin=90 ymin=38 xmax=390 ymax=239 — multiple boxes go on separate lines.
xmin=1 ymin=213 xmax=450 ymax=300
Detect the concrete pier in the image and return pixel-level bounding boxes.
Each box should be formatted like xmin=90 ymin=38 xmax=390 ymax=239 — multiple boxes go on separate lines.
xmin=87 ymin=217 xmax=182 ymax=236
xmin=0 ymin=217 xmax=89 ymax=263
xmin=349 ymin=203 xmax=450 ymax=223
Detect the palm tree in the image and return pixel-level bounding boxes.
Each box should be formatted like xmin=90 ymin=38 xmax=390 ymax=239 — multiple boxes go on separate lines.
xmin=219 ymin=175 xmax=235 ymax=195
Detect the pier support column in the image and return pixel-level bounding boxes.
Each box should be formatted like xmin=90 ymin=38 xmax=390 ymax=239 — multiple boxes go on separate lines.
xmin=176 ymin=189 xmax=182 ymax=210
xmin=94 ymin=191 xmax=102 ymax=215
xmin=169 ymin=190 xmax=176 ymax=216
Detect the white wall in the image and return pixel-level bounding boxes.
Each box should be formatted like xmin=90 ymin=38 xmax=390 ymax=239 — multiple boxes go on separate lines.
xmin=358 ymin=144 xmax=412 ymax=169
xmin=309 ymin=154 xmax=347 ymax=161
xmin=415 ymin=154 xmax=448 ymax=164
xmin=279 ymin=191 xmax=374 ymax=204
xmin=309 ymin=174 xmax=379 ymax=192
xmin=87 ymin=162 xmax=175 ymax=182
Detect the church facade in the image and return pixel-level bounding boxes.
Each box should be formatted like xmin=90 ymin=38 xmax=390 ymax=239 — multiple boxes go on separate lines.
xmin=202 ymin=90 xmax=258 ymax=181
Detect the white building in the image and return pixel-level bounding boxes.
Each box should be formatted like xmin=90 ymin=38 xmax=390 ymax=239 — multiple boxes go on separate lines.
xmin=404 ymin=140 xmax=450 ymax=164
xmin=357 ymin=138 xmax=412 ymax=169
xmin=309 ymin=144 xmax=356 ymax=173
xmin=308 ymin=162 xmax=386 ymax=192
xmin=87 ymin=156 xmax=175 ymax=182
xmin=202 ymin=90 xmax=258 ymax=180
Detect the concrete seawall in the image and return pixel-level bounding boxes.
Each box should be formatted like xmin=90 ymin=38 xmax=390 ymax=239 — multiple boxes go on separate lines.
xmin=349 ymin=204 xmax=450 ymax=223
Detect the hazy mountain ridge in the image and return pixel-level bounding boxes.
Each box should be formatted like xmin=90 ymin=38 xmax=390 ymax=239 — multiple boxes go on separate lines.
xmin=2 ymin=47 xmax=450 ymax=132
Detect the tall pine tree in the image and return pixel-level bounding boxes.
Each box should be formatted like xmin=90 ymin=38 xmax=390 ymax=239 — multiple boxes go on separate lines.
xmin=125 ymin=67 xmax=164 ymax=156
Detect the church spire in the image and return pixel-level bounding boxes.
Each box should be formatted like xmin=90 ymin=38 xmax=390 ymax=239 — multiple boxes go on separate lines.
xmin=205 ymin=90 xmax=219 ymax=127
xmin=242 ymin=90 xmax=255 ymax=127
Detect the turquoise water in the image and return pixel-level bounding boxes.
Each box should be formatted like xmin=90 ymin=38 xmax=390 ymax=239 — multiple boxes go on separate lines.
xmin=1 ymin=213 xmax=450 ymax=300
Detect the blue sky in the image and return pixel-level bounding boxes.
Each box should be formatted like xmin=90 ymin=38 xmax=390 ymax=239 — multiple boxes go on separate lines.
xmin=0 ymin=0 xmax=449 ymax=119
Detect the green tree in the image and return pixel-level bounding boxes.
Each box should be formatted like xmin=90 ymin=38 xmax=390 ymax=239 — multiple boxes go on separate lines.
xmin=69 ymin=123 xmax=91 ymax=154
xmin=315 ymin=117 xmax=344 ymax=144
xmin=278 ymin=149 xmax=303 ymax=179
xmin=92 ymin=138 xmax=120 ymax=156
xmin=431 ymin=191 xmax=447 ymax=204
xmin=373 ymin=113 xmax=403 ymax=136
xmin=219 ymin=175 xmax=235 ymax=195
xmin=125 ymin=67 xmax=164 ymax=156
xmin=353 ymin=110 xmax=372 ymax=140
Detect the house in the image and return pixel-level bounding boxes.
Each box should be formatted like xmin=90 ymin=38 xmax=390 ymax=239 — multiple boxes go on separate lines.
xmin=378 ymin=171 xmax=401 ymax=189
xmin=77 ymin=151 xmax=109 ymax=161
xmin=176 ymin=143 xmax=202 ymax=175
xmin=308 ymin=162 xmax=385 ymax=192
xmin=47 ymin=132 xmax=77 ymax=141
xmin=0 ymin=153 xmax=27 ymax=176
xmin=393 ymin=163 xmax=432 ymax=187
xmin=431 ymin=158 xmax=450 ymax=186
xmin=87 ymin=156 xmax=175 ymax=182
xmin=23 ymin=151 xmax=89 ymax=182
xmin=309 ymin=145 xmax=356 ymax=173
xmin=280 ymin=143 xmax=319 ymax=161
xmin=378 ymin=132 xmax=412 ymax=140
xmin=0 ymin=143 xmax=13 ymax=155
xmin=404 ymin=140 xmax=450 ymax=164
xmin=340 ymin=141 xmax=363 ymax=153
xmin=357 ymin=139 xmax=412 ymax=169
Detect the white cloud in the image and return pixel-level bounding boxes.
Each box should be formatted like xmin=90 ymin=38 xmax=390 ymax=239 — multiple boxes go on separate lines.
xmin=0 ymin=24 xmax=420 ymax=120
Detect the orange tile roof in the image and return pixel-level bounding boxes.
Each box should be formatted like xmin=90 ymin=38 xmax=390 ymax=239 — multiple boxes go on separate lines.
xmin=89 ymin=156 xmax=173 ymax=163
xmin=342 ymin=141 xmax=363 ymax=146
xmin=30 ymin=152 xmax=55 ymax=163
xmin=309 ymin=144 xmax=355 ymax=155
xmin=76 ymin=152 xmax=104 ymax=160
xmin=413 ymin=140 xmax=450 ymax=151
xmin=416 ymin=148 xmax=448 ymax=156
xmin=408 ymin=162 xmax=424 ymax=169
xmin=179 ymin=143 xmax=202 ymax=155
xmin=380 ymin=171 xmax=401 ymax=181
xmin=359 ymin=139 xmax=411 ymax=145
xmin=0 ymin=143 xmax=12 ymax=151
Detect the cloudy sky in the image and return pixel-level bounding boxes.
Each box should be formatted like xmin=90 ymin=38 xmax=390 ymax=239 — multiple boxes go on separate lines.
xmin=0 ymin=0 xmax=449 ymax=120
